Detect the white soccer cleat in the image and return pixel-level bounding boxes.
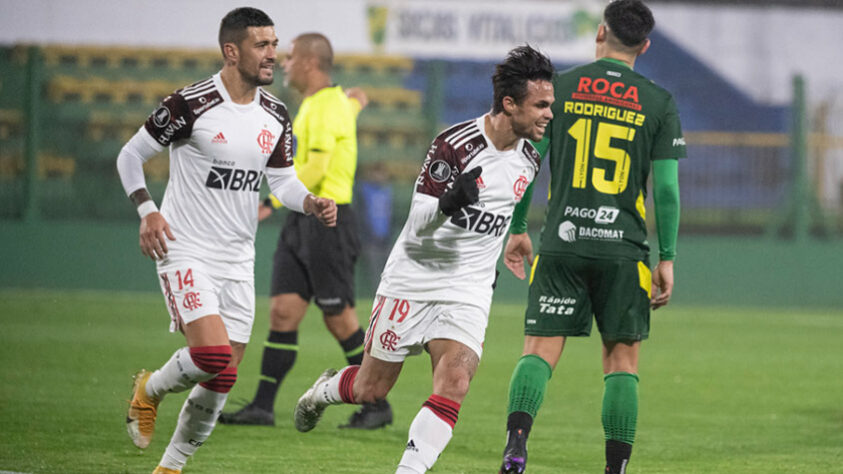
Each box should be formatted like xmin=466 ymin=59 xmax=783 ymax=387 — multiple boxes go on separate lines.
xmin=294 ymin=368 xmax=337 ymax=432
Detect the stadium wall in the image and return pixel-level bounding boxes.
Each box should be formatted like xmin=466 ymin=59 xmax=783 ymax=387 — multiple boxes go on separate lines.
xmin=2 ymin=1 xmax=841 ymax=310
xmin=2 ymin=220 xmax=841 ymax=309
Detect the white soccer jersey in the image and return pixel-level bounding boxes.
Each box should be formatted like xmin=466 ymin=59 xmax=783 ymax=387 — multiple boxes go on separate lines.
xmin=376 ymin=115 xmax=541 ymax=309
xmin=138 ymin=73 xmax=297 ymax=280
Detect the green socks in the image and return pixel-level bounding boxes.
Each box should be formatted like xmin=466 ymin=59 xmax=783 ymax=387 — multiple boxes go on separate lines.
xmin=601 ymin=371 xmax=639 ymax=444
xmin=507 ymin=354 xmax=553 ymax=417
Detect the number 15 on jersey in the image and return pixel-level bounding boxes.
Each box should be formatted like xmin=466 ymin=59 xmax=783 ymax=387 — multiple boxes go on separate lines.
xmin=568 ymin=118 xmax=636 ymax=195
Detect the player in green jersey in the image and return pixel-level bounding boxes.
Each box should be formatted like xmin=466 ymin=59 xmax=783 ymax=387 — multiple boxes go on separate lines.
xmin=498 ymin=1 xmax=684 ymax=473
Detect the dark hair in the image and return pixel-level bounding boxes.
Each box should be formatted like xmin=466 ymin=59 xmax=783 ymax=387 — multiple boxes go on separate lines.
xmin=218 ymin=7 xmax=274 ymax=51
xmin=491 ymin=45 xmax=554 ymax=114
xmin=604 ymin=0 xmax=654 ymax=47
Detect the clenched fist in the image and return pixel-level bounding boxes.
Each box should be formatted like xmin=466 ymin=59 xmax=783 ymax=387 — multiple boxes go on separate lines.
xmin=304 ymin=194 xmax=337 ymax=227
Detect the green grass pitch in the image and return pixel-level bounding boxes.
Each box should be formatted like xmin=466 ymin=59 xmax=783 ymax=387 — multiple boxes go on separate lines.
xmin=1 ymin=288 xmax=841 ymax=473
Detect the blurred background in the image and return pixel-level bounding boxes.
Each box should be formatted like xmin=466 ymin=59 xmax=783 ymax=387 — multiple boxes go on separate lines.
xmin=1 ymin=0 xmax=842 ymax=308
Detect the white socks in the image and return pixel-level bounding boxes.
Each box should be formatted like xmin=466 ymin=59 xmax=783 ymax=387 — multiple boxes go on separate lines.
xmin=315 ymin=366 xmax=359 ymax=405
xmin=396 ymin=405 xmax=455 ymax=473
xmin=158 ymin=385 xmax=227 ymax=470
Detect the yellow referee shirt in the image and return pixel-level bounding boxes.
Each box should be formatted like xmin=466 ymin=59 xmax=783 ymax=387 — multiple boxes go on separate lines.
xmin=291 ymin=85 xmax=360 ymax=204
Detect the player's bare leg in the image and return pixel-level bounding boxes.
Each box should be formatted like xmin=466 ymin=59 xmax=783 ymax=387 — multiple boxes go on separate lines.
xmin=601 ymin=340 xmax=640 ymax=474
xmin=602 ymin=339 xmax=639 ymax=374
xmin=395 ymin=339 xmax=478 ymax=474
xmin=325 ymin=306 xmax=394 ymax=429
xmin=295 ymin=350 xmax=401 ymax=432
xmin=323 ymin=304 xmax=359 ymax=341
xmin=500 ymin=336 xmax=565 ymax=474
xmin=143 ymin=315 xmax=239 ymax=472
xmin=352 ymin=351 xmax=403 ymax=403
xmin=219 ymin=293 xmax=307 ymax=426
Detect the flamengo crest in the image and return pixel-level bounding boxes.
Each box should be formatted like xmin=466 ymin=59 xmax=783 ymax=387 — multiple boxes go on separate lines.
xmin=513 ymin=175 xmax=529 ymax=201
xmin=380 ymin=329 xmax=400 ymax=351
xmin=257 ymin=129 xmax=275 ymax=154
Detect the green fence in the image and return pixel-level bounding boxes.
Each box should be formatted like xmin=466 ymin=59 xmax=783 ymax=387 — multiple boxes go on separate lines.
xmin=2 ymin=44 xmax=843 ymax=308
xmin=2 ymin=219 xmax=843 ymax=308
xmin=3 ymin=45 xmax=843 ymax=232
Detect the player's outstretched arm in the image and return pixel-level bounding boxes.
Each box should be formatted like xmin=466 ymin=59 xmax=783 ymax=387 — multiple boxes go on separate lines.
xmin=503 ymin=233 xmax=534 ymax=280
xmin=650 ymin=260 xmax=674 ymax=309
xmin=131 ymin=189 xmax=175 ymax=260
xmin=304 ymin=194 xmax=337 ymax=227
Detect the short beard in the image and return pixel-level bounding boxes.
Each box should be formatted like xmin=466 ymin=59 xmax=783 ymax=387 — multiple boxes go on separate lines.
xmin=240 ymin=67 xmax=274 ymax=87
xmin=512 ymin=121 xmax=533 ymax=141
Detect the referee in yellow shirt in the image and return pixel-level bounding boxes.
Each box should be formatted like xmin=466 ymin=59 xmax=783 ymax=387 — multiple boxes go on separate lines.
xmin=219 ymin=32 xmax=392 ymax=429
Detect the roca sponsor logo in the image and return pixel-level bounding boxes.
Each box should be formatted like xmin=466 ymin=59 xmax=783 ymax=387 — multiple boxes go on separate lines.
xmin=564 ymin=205 xmax=620 ymax=224
xmin=205 ymin=166 xmax=263 ymax=192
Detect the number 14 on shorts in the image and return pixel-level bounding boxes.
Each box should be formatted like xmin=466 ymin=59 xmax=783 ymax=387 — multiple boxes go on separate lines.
xmin=175 ymin=269 xmax=194 ymax=290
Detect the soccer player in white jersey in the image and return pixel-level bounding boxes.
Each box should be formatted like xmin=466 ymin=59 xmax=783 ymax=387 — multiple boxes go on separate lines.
xmin=115 ymin=8 xmax=336 ymax=474
xmin=293 ymin=45 xmax=554 ymax=473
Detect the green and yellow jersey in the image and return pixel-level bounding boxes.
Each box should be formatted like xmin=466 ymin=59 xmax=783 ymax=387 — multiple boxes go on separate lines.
xmin=525 ymin=58 xmax=685 ymax=261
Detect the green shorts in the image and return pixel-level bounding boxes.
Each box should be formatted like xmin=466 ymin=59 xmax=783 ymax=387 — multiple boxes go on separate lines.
xmin=524 ymin=254 xmax=651 ymax=341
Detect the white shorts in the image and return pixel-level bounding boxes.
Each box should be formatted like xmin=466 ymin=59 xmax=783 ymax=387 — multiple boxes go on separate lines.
xmin=364 ymin=295 xmax=489 ymax=363
xmin=157 ymin=259 xmax=255 ymax=344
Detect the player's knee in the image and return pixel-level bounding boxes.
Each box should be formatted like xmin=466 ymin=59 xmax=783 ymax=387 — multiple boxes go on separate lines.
xmin=269 ymin=304 xmax=300 ymax=329
xmin=269 ymin=303 xmax=288 ymax=321
xmin=434 ymin=371 xmax=472 ymax=400
xmin=189 ymin=345 xmax=232 ymax=375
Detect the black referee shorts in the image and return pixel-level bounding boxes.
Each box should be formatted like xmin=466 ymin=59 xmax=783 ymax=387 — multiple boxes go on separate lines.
xmin=271 ymin=205 xmax=360 ymax=314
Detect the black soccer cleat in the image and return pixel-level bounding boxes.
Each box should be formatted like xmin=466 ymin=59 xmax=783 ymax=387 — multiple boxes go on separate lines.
xmin=339 ymin=399 xmax=393 ymax=429
xmin=499 ymin=428 xmax=528 ymax=473
xmin=218 ymin=402 xmax=275 ymax=426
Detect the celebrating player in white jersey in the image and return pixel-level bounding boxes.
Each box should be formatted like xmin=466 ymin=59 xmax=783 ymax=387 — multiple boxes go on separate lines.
xmin=115 ymin=8 xmax=336 ymax=474
xmin=294 ymin=45 xmax=554 ymax=473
